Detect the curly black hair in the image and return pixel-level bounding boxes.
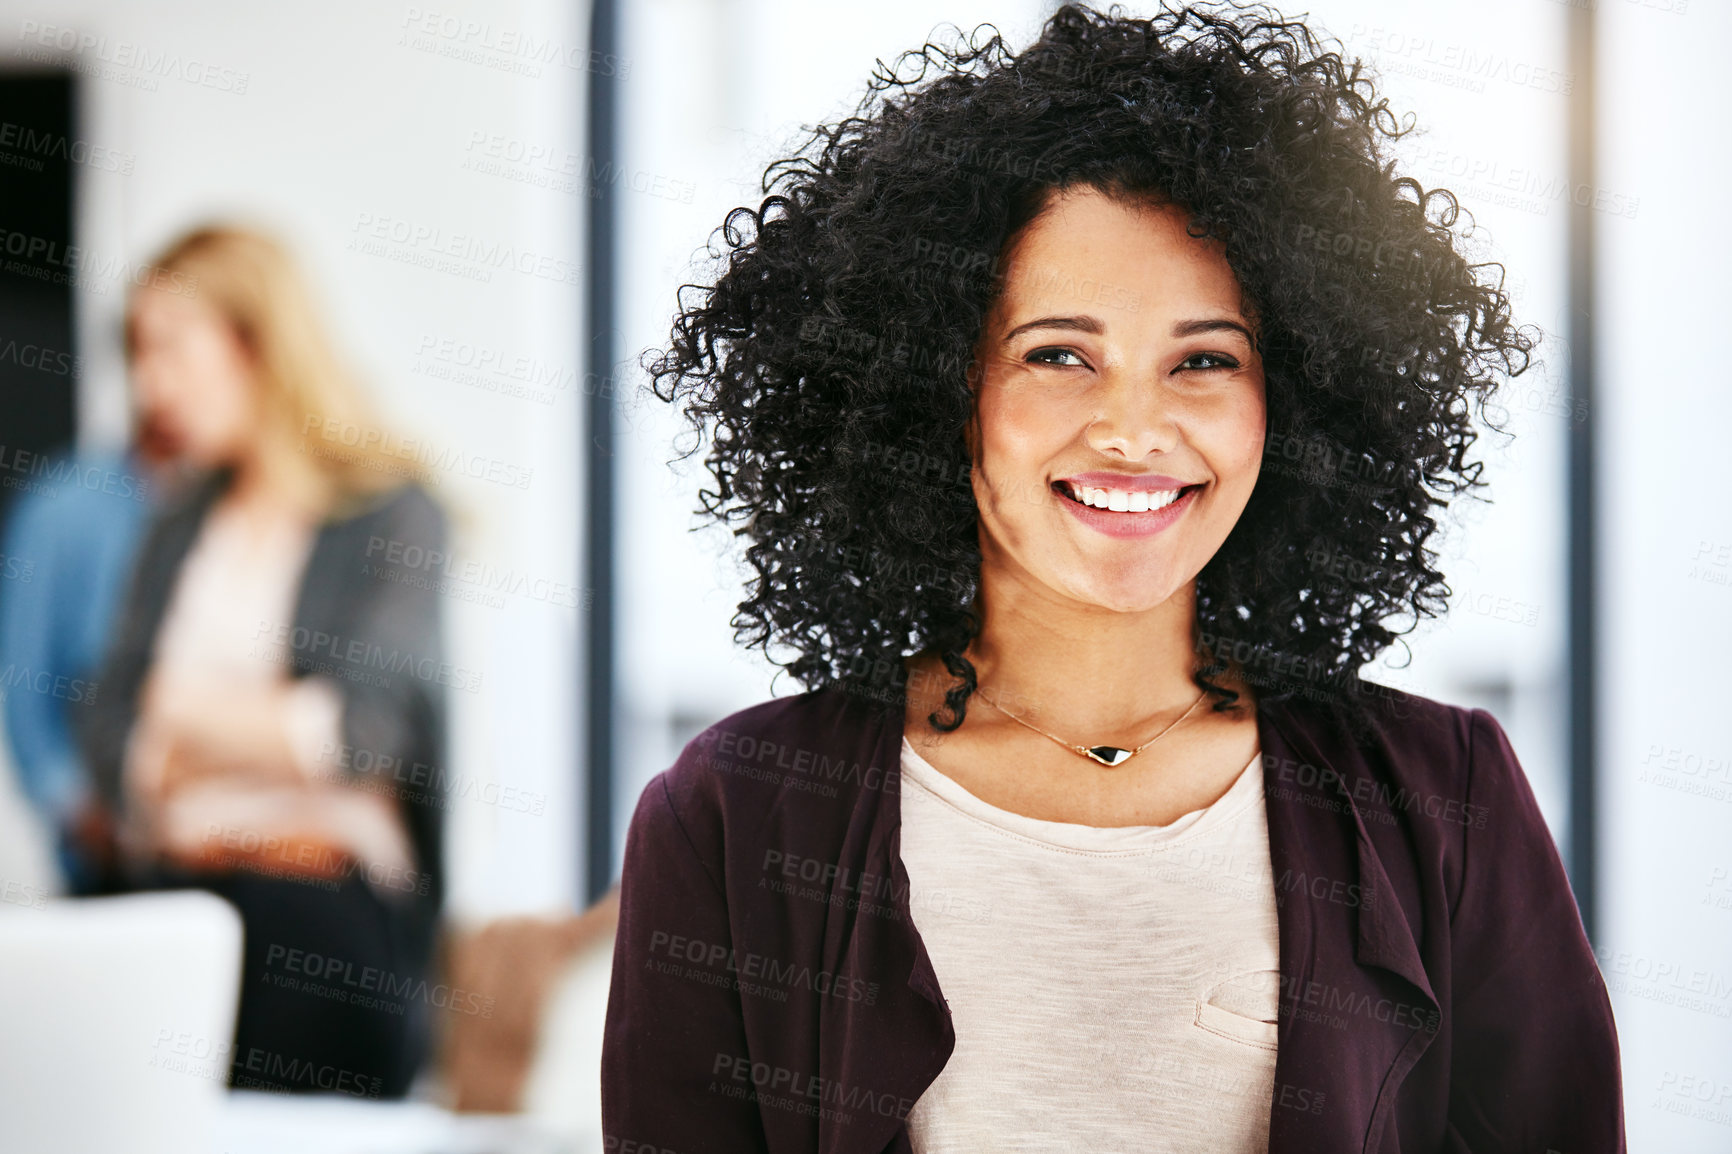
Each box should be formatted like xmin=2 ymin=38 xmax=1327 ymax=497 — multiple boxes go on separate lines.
xmin=647 ymin=1 xmax=1534 ymax=734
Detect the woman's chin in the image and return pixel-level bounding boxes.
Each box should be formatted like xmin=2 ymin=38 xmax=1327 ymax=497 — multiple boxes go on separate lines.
xmin=1046 ymin=571 xmax=1185 ymax=615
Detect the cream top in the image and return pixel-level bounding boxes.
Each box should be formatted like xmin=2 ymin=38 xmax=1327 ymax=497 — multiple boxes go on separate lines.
xmin=898 ymin=737 xmax=1280 ymax=1153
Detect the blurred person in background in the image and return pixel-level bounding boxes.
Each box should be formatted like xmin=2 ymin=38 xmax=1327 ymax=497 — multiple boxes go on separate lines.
xmin=79 ymin=225 xmax=448 ymax=1098
xmin=0 ymin=418 xmax=180 ymax=893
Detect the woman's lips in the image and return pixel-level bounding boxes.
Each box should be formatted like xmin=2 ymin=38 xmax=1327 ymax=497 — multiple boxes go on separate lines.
xmin=1051 ymin=479 xmax=1201 ymax=538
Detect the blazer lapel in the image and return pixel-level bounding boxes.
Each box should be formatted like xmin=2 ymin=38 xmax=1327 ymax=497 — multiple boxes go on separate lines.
xmin=816 ymin=696 xmax=954 ymax=1154
xmin=1260 ymin=698 xmax=1441 ymax=1154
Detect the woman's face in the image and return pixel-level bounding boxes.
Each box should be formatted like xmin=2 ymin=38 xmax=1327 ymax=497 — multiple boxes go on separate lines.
xmin=968 ymin=185 xmax=1266 ymax=614
xmin=129 ymin=286 xmax=260 ymax=467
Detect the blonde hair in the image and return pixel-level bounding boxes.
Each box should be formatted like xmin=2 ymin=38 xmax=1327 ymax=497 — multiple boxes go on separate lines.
xmin=126 ymin=224 xmax=428 ymax=507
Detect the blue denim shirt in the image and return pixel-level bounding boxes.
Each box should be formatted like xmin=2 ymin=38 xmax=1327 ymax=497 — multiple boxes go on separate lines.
xmin=0 ymin=448 xmax=154 ymax=840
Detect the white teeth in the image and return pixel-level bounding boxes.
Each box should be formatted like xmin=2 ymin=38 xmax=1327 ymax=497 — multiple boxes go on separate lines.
xmin=1064 ymin=483 xmax=1186 ymax=512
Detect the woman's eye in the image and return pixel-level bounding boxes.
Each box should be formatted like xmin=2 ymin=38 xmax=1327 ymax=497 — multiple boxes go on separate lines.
xmin=1027 ymin=347 xmax=1087 ymax=367
xmin=1180 ymin=351 xmax=1240 ymax=371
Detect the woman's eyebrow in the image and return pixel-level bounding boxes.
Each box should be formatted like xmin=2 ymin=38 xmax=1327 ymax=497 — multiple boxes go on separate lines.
xmin=1171 ymin=317 xmax=1253 ymax=342
xmin=1001 ymin=314 xmax=1104 ymax=343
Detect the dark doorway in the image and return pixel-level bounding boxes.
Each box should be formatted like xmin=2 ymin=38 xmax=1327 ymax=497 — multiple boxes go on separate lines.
xmin=0 ymin=70 xmax=78 ymax=525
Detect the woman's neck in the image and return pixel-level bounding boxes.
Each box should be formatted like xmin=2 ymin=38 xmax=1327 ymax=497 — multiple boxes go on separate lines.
xmin=225 ymin=428 xmax=332 ymax=521
xmin=953 ymin=572 xmax=1208 ymax=737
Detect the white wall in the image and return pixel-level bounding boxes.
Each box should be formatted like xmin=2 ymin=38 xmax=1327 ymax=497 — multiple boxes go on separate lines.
xmin=1 ymin=0 xmax=588 ymax=920
xmin=1598 ymin=1 xmax=1732 ymax=1146
xmin=1302 ymin=0 xmax=1574 ymax=847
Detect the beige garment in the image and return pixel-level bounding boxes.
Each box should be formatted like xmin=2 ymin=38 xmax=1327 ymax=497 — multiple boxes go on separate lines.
xmin=441 ymin=892 xmax=621 ymax=1113
xmin=899 ymin=737 xmax=1280 ymax=1154
xmin=124 ymin=496 xmax=414 ymax=882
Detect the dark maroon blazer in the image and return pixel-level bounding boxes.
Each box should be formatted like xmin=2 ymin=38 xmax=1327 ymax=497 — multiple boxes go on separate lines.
xmin=601 ymin=682 xmax=1624 ymax=1153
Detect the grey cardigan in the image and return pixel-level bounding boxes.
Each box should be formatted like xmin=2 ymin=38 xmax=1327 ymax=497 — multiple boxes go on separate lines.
xmin=80 ymin=467 xmax=448 ymax=946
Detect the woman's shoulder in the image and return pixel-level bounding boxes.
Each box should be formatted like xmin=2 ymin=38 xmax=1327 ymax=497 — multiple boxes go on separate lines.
xmin=327 ymin=479 xmax=444 ymax=535
xmin=1267 ymin=686 xmax=1549 ymax=900
xmin=1265 ymin=681 xmax=1519 ymax=801
xmin=305 ymin=481 xmax=447 ymax=568
xmin=643 ymin=685 xmax=898 ymax=859
xmin=665 ymin=684 xmax=896 ymax=798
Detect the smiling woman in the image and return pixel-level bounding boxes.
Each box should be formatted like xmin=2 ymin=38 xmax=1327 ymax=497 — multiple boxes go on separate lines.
xmin=603 ymin=4 xmax=1624 ymax=1152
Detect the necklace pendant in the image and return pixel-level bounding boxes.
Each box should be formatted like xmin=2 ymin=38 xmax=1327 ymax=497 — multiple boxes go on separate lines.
xmin=1085 ymin=745 xmax=1135 ymax=767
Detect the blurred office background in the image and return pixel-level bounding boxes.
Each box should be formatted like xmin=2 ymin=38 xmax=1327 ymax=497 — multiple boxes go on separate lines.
xmin=0 ymin=0 xmax=1724 ymax=1150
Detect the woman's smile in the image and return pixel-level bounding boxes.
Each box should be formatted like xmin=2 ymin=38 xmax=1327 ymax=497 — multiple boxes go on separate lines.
xmin=1051 ymin=476 xmax=1205 ymax=538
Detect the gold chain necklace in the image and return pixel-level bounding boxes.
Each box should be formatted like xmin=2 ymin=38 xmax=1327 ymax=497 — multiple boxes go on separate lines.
xmin=974 ymin=685 xmax=1210 ymax=767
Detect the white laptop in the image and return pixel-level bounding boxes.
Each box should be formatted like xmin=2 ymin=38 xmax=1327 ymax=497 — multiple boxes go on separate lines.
xmin=0 ymin=890 xmax=244 ymax=1154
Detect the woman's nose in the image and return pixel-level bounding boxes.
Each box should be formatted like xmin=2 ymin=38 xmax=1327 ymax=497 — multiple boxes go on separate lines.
xmin=1083 ymin=375 xmax=1181 ymax=459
